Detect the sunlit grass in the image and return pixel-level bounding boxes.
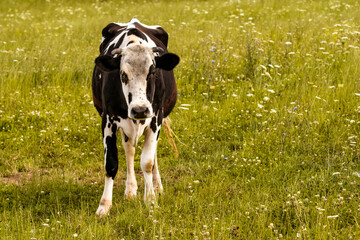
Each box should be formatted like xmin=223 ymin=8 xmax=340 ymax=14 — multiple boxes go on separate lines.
xmin=1 ymin=0 xmax=360 ymax=239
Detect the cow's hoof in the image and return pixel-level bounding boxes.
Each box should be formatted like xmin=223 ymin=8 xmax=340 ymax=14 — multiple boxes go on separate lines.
xmin=96 ymin=200 xmax=111 ymax=217
xmin=154 ymin=185 xmax=163 ymax=195
xmin=144 ymin=199 xmax=157 ymax=208
xmin=144 ymin=190 xmax=156 ymax=204
xmin=124 ymin=189 xmax=137 ymax=199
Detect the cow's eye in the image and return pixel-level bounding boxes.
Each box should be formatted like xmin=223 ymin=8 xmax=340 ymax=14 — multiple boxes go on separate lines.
xmin=121 ymin=72 xmax=128 ymax=84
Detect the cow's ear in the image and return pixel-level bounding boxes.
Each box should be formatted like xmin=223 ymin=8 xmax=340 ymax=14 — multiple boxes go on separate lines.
xmin=95 ymin=55 xmax=120 ymax=72
xmin=155 ymin=53 xmax=180 ymax=71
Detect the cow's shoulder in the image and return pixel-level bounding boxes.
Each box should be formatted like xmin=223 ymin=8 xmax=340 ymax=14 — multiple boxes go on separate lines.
xmin=99 ymin=23 xmax=127 ymax=53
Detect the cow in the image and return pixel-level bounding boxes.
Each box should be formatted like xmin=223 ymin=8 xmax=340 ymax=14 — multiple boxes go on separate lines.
xmin=92 ymin=18 xmax=180 ymax=216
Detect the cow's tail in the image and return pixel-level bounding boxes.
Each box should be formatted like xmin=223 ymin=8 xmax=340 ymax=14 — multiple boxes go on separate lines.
xmin=163 ymin=118 xmax=179 ymax=157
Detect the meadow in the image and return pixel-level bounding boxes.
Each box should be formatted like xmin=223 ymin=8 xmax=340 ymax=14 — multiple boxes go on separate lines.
xmin=1 ymin=0 xmax=360 ymax=239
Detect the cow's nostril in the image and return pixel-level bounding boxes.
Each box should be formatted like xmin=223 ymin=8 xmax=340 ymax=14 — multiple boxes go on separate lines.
xmin=131 ymin=106 xmax=149 ymax=119
xmin=132 ymin=106 xmax=147 ymax=114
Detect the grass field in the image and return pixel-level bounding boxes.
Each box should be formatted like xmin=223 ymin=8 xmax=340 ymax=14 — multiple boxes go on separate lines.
xmin=1 ymin=0 xmax=360 ymax=239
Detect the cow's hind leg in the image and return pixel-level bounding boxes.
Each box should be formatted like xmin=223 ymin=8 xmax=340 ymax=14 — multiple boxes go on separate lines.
xmin=141 ymin=123 xmax=160 ymax=203
xmin=96 ymin=115 xmax=118 ymax=217
xmin=153 ymin=149 xmax=163 ymax=195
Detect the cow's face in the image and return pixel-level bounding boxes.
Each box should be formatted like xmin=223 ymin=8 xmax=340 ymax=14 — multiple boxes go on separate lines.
xmin=95 ymin=44 xmax=179 ymax=120
xmin=118 ymin=44 xmax=155 ymax=119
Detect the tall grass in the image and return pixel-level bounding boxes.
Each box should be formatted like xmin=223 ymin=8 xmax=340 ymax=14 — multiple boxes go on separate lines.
xmin=1 ymin=0 xmax=360 ymax=239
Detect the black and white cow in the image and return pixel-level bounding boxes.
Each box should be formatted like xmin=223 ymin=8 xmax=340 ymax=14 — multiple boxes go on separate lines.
xmin=92 ymin=18 xmax=180 ymax=216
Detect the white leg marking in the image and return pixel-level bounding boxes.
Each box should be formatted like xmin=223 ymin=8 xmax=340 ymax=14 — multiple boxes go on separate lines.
xmin=96 ymin=176 xmax=113 ymax=217
xmin=141 ymin=128 xmax=158 ymax=203
xmin=97 ymin=115 xmax=116 ymax=217
xmin=153 ymin=142 xmax=163 ymax=195
xmin=120 ymin=129 xmax=137 ymax=198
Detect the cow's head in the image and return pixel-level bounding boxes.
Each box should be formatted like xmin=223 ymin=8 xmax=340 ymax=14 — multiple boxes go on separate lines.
xmin=95 ymin=44 xmax=179 ymax=120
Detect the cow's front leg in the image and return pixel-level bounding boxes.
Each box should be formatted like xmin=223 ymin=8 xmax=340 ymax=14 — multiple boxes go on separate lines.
xmin=141 ymin=122 xmax=160 ymax=203
xmin=120 ymin=129 xmax=137 ymax=198
xmin=96 ymin=115 xmax=118 ymax=217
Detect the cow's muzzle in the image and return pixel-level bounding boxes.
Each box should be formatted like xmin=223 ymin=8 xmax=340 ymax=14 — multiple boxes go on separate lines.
xmin=130 ymin=106 xmax=151 ymax=120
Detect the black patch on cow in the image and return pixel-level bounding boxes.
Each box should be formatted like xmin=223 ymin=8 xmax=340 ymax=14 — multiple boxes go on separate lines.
xmin=95 ymin=55 xmax=121 ymax=72
xmin=146 ymin=78 xmax=153 ymax=102
xmin=150 ymin=116 xmax=157 ymax=133
xmin=146 ymin=66 xmax=155 ymax=99
xmin=156 ymin=130 xmax=160 ymax=140
xmin=147 ymin=65 xmax=155 ymax=79
xmin=146 ymin=66 xmax=155 ymax=102
xmin=101 ymin=115 xmax=107 ymax=136
xmin=100 ymin=23 xmax=125 ymax=52
xmin=111 ymin=124 xmax=117 ymax=133
xmin=113 ymin=116 xmax=120 ymax=122
xmin=157 ymin=111 xmax=163 ymax=126
xmin=121 ymin=72 xmax=129 ymax=84
xmin=102 ymin=123 xmax=119 ymax=179
xmin=128 ymin=92 xmax=132 ymax=104
xmin=155 ymin=53 xmax=180 ymax=71
xmin=101 ymin=71 xmax=129 ymax=119
xmin=127 ymin=40 xmax=135 ymax=46
xmin=105 ymin=135 xmax=118 ymax=179
xmin=124 ymin=134 xmax=129 ymax=142
xmin=140 ymin=120 xmax=145 ymax=125
xmin=107 ymin=123 xmax=111 ymax=128
xmin=113 ymin=33 xmax=125 ymax=49
xmin=127 ymin=28 xmax=148 ymax=42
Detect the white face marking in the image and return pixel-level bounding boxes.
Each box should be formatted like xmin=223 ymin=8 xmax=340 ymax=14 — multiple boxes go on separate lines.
xmin=101 ymin=19 xmax=163 ymax=120
xmin=120 ymin=44 xmax=155 ymax=119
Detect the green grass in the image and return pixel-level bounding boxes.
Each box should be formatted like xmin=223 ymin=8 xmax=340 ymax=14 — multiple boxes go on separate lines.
xmin=1 ymin=0 xmax=360 ymax=239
